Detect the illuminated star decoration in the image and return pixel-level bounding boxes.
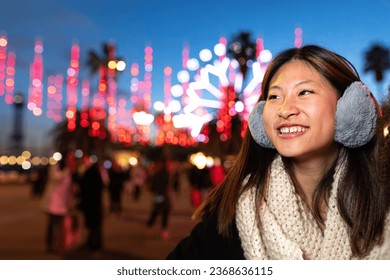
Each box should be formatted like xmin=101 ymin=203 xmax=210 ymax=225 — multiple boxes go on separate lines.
xmin=171 ymin=39 xmax=271 ymax=141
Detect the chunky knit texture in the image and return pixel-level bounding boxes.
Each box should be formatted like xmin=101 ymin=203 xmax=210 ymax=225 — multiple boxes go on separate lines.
xmin=236 ymin=155 xmax=390 ymax=259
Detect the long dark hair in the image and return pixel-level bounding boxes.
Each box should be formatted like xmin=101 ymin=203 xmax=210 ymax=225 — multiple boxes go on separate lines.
xmin=194 ymin=45 xmax=389 ymax=258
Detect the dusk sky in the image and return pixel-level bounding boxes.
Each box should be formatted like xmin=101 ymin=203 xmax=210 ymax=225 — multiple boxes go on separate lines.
xmin=1 ymin=0 xmax=390 ymax=154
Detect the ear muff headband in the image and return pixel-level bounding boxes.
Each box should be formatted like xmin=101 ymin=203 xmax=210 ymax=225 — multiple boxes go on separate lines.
xmin=334 ymin=81 xmax=378 ymax=148
xmin=248 ymin=101 xmax=274 ymax=149
xmin=248 ymin=81 xmax=379 ymax=149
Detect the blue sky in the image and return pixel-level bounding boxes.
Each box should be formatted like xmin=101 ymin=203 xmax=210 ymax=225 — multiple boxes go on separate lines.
xmin=1 ymin=0 xmax=390 ymax=154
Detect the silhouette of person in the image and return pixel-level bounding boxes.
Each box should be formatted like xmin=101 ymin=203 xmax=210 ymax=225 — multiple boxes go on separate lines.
xmin=146 ymin=156 xmax=174 ymax=239
xmin=108 ymin=159 xmax=126 ymax=213
xmin=31 ymin=164 xmax=49 ymax=198
xmin=78 ymin=154 xmax=109 ymax=252
xmin=187 ymin=165 xmax=213 ymax=208
xmin=130 ymin=162 xmax=147 ymax=202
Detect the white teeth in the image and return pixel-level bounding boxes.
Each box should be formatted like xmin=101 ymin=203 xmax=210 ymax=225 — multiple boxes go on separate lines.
xmin=279 ymin=126 xmax=307 ymax=134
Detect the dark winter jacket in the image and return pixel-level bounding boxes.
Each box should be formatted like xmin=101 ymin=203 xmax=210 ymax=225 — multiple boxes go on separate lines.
xmin=166 ymin=210 xmax=245 ymax=259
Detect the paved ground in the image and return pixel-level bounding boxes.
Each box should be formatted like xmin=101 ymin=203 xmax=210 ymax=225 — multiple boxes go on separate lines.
xmin=0 ymin=180 xmax=199 ymax=260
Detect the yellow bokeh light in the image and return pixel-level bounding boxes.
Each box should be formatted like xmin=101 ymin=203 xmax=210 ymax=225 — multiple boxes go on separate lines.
xmin=189 ymin=152 xmax=207 ymax=169
xmin=22 ymin=151 xmax=31 ymax=159
xmin=16 ymin=156 xmax=25 ymax=165
xmin=384 ymin=125 xmax=389 ymax=138
xmin=0 ymin=156 xmax=8 ymax=165
xmin=8 ymin=156 xmax=17 ymax=165
xmin=108 ymin=60 xmax=117 ymax=70
xmin=49 ymin=157 xmax=57 ymax=165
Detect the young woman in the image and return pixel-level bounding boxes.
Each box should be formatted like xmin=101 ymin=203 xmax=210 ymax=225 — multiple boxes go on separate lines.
xmin=167 ymin=45 xmax=390 ymax=260
xmin=42 ymin=152 xmax=76 ymax=253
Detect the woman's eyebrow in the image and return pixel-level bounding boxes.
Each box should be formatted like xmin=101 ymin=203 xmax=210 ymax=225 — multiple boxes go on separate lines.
xmin=269 ymin=80 xmax=315 ymax=90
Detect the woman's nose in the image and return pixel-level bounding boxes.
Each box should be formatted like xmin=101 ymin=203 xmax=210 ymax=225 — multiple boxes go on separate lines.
xmin=277 ymin=97 xmax=299 ymax=119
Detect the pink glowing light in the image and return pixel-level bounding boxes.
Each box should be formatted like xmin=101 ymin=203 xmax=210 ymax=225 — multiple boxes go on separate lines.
xmin=164 ymin=66 xmax=172 ymax=106
xmin=4 ymin=51 xmax=16 ymax=104
xmin=0 ymin=35 xmax=8 ymax=96
xmin=66 ymin=43 xmax=80 ymax=131
xmin=46 ymin=75 xmax=63 ymax=122
xmin=143 ymin=45 xmax=153 ymax=111
xmin=28 ymin=40 xmax=44 ymax=115
xmin=294 ymin=27 xmax=303 ymax=48
xmin=106 ymin=44 xmax=117 ymax=141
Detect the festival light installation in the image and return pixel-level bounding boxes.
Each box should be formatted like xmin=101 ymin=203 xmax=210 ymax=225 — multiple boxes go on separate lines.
xmin=169 ymin=37 xmax=269 ymax=143
xmin=46 ymin=74 xmax=64 ymax=122
xmin=155 ymin=66 xmax=172 ymax=146
xmin=294 ymin=27 xmax=303 ymax=48
xmin=129 ymin=62 xmax=141 ymax=142
xmin=81 ymin=79 xmax=90 ymax=110
xmin=215 ymin=37 xmax=234 ymax=141
xmin=143 ymin=46 xmax=153 ymax=112
xmin=0 ymin=34 xmax=7 ymax=96
xmin=66 ymin=43 xmax=80 ymax=132
xmin=164 ymin=66 xmax=172 ymax=107
xmin=88 ymin=92 xmax=108 ymax=139
xmin=80 ymin=79 xmax=90 ymax=128
xmin=90 ymin=88 xmax=106 ymax=138
xmin=107 ymin=52 xmax=126 ymax=142
xmin=106 ymin=44 xmax=118 ymax=141
xmin=131 ymin=46 xmax=155 ymax=144
xmin=46 ymin=76 xmax=56 ymax=120
xmin=116 ymin=94 xmax=132 ymax=145
xmin=5 ymin=51 xmax=16 ymax=104
xmin=88 ymin=43 xmax=126 ymax=140
xmin=28 ymin=39 xmax=44 ymax=117
xmin=0 ymin=28 xmax=305 ymax=150
xmin=181 ymin=44 xmax=190 ymax=107
xmin=153 ymin=65 xmax=194 ymax=147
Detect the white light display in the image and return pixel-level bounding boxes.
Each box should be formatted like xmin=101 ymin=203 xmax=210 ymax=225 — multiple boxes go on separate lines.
xmin=172 ymin=40 xmax=270 ymax=138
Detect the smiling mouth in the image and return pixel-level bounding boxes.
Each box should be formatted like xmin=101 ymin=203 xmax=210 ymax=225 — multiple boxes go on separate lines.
xmin=279 ymin=126 xmax=308 ymax=134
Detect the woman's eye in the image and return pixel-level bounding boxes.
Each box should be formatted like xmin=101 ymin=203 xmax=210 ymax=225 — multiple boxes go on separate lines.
xmin=299 ymin=90 xmax=314 ymax=96
xmin=267 ymin=94 xmax=280 ymax=100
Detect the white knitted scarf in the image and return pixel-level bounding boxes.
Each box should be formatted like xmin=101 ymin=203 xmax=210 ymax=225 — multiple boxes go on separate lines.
xmin=236 ymin=155 xmax=390 ymax=260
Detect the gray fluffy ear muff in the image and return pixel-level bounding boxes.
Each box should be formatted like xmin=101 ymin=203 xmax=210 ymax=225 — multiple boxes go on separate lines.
xmin=335 ymin=81 xmax=378 ymax=148
xmin=248 ymin=101 xmax=275 ymax=148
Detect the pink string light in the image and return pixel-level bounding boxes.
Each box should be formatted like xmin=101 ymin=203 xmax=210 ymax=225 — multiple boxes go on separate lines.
xmin=66 ymin=43 xmax=80 ymax=131
xmin=0 ymin=35 xmax=7 ymax=96
xmin=294 ymin=27 xmax=303 ymax=48
xmin=5 ymin=51 xmax=16 ymax=104
xmin=28 ymin=39 xmax=44 ymax=116
xmin=46 ymin=74 xmax=63 ymax=122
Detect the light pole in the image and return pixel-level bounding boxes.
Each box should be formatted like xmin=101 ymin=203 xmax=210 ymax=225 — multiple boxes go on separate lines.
xmin=11 ymin=92 xmax=24 ymax=155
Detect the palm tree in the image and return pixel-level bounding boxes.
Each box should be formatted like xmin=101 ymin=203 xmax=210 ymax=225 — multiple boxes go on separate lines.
xmin=86 ymin=43 xmax=126 ymax=144
xmin=50 ymin=111 xmax=111 ymax=159
xmin=86 ymin=43 xmax=123 ymax=79
xmin=227 ymin=31 xmax=257 ymax=80
xmin=364 ymin=45 xmax=390 ymax=180
xmin=363 ymin=43 xmax=390 ymax=98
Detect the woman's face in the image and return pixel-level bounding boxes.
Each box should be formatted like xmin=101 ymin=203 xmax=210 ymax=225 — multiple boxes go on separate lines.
xmin=263 ymin=60 xmax=339 ymax=162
